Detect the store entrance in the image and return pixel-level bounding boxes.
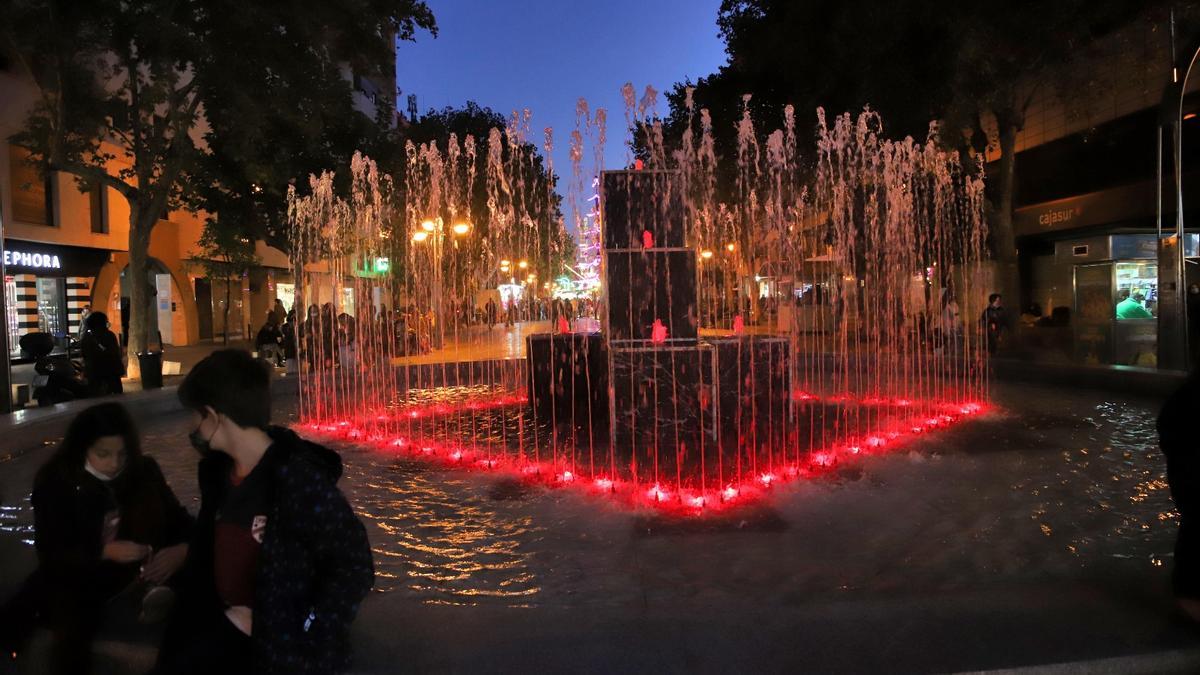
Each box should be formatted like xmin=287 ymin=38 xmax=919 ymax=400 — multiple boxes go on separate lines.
xmin=118 ymin=259 xmax=186 ymax=346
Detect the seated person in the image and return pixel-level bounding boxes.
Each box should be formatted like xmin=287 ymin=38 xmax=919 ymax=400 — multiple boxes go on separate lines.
xmin=0 ymin=402 xmax=192 ymax=674
xmin=1116 ymin=289 xmax=1153 ymax=319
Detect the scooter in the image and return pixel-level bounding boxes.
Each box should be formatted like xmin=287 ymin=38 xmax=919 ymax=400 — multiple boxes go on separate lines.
xmin=19 ymin=332 xmax=89 ymax=406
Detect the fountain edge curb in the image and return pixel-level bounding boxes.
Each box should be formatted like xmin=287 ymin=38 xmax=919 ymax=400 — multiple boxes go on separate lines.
xmin=0 ymin=374 xmax=299 ymax=461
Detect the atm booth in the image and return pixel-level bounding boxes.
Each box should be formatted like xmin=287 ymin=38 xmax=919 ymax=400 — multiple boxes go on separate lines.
xmin=1055 ymin=233 xmax=1199 ymax=366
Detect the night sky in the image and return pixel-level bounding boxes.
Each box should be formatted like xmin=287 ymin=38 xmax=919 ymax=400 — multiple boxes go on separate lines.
xmin=395 ymin=0 xmax=727 ymax=210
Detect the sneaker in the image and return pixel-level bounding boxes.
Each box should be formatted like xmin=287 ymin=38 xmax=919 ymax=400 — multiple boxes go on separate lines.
xmin=139 ymin=585 xmax=175 ymax=624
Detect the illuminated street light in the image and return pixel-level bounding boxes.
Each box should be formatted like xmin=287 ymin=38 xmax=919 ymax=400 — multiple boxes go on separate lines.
xmin=412 ymin=231 xmax=429 ymax=243
xmin=700 ymin=249 xmax=714 ymax=260
xmin=726 ymin=243 xmax=736 ymax=252
xmin=452 ymin=222 xmax=471 ymax=236
xmin=421 ymin=220 xmax=436 ymax=232
xmin=518 ymin=260 xmax=529 ymax=270
xmin=500 ymin=259 xmax=511 ymax=266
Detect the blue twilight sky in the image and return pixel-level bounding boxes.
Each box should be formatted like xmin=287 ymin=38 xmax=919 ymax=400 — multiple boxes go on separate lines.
xmin=395 ymin=0 xmax=727 ymax=211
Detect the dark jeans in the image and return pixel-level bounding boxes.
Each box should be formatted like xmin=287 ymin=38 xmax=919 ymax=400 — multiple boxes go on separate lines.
xmin=155 ymin=607 xmax=252 ymax=675
xmin=88 ymin=375 xmax=123 ymax=397
xmin=1 ymin=566 xmax=134 ymax=675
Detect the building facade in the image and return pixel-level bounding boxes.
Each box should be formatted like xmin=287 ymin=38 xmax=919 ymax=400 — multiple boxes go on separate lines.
xmin=1 ymin=47 xmax=397 ymax=362
xmin=990 ymin=10 xmax=1200 ymax=367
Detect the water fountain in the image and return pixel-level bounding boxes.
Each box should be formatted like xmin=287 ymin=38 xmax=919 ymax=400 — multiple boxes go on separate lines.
xmin=287 ymin=89 xmax=990 ymax=515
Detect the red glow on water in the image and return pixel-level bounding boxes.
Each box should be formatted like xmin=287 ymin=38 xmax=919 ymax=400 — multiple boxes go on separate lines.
xmin=299 ymin=395 xmax=989 ymax=518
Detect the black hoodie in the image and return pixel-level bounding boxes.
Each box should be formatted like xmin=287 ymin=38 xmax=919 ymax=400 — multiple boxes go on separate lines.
xmin=160 ymin=427 xmax=374 ymax=675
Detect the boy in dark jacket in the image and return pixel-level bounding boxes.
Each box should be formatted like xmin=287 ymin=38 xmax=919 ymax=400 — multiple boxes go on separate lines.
xmin=156 ymin=349 xmax=373 ymax=675
xmin=1159 ymin=371 xmax=1200 ymax=622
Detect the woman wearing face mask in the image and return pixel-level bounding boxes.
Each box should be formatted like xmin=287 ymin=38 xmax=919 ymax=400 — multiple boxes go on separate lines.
xmin=0 ymin=402 xmax=193 ymax=674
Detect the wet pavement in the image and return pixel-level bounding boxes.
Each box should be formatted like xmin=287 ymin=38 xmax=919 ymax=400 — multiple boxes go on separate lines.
xmin=1 ymin=379 xmax=1198 ymax=673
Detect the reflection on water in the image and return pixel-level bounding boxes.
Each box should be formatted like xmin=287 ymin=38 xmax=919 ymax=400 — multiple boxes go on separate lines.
xmin=346 ymin=459 xmax=543 ymax=605
xmin=0 ymin=384 xmax=1178 ymax=609
xmin=1009 ymin=400 xmax=1173 ymax=559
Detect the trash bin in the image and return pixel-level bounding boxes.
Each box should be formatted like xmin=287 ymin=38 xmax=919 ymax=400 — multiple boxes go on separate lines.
xmin=138 ymin=351 xmax=164 ymax=390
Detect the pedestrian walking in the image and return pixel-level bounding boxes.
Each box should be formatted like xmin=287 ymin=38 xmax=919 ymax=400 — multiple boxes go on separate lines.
xmin=485 ymin=298 xmax=497 ymax=331
xmin=1159 ymin=372 xmax=1200 ymax=622
xmin=80 ymin=311 xmax=125 ymax=396
xmin=981 ymin=293 xmax=1006 ymax=356
xmin=280 ymin=310 xmax=299 ymax=374
xmin=270 ymin=299 xmax=287 ymax=327
xmin=337 ymin=312 xmax=357 ymax=369
xmin=941 ymin=291 xmax=961 ymax=354
xmin=156 ymin=350 xmax=374 ymax=675
xmin=0 ymin=403 xmax=192 ymax=674
xmin=76 ymin=304 xmax=92 ymax=340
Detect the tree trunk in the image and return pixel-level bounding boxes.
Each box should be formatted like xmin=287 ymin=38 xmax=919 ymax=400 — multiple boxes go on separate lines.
xmin=126 ymin=207 xmax=153 ymax=379
xmin=223 ymin=277 xmax=231 ymax=346
xmin=993 ymin=121 xmax=1022 ymax=321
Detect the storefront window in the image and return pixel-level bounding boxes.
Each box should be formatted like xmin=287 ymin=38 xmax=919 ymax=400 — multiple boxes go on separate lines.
xmin=36 ymin=278 xmax=67 ymax=336
xmin=1114 ymin=262 xmax=1157 ymax=320
xmin=4 ymin=276 xmax=19 ymax=357
xmin=276 ymin=283 xmax=295 ymax=312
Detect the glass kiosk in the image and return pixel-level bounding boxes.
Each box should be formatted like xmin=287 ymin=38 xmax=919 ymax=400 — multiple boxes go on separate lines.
xmin=1067 ymin=234 xmax=1195 ymax=366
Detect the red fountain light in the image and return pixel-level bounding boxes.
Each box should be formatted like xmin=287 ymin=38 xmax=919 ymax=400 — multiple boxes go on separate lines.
xmin=298 ymin=391 xmax=989 ymax=517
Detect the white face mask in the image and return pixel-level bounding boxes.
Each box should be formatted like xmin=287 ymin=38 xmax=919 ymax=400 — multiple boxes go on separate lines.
xmin=84 ymin=458 xmax=120 ymax=482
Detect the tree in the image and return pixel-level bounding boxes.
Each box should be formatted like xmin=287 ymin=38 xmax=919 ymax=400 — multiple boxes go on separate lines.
xmin=668 ymin=0 xmax=1176 ymax=310
xmin=0 ymin=0 xmax=434 ymax=373
xmin=400 ymin=102 xmax=573 ymax=293
xmin=939 ymin=1 xmax=1171 ymax=309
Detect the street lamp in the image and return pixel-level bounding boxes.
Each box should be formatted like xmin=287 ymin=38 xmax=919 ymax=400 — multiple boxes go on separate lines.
xmin=411 ymin=230 xmax=429 ymax=243
xmin=452 ymin=222 xmax=471 ymax=236
xmin=421 ymin=219 xmax=436 ymax=232
xmin=518 ymin=259 xmax=529 ymax=270
xmin=700 ymin=249 xmax=714 ymax=260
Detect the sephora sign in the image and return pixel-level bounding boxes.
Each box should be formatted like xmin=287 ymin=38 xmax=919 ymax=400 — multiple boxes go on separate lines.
xmin=3 ymin=248 xmax=62 ymax=270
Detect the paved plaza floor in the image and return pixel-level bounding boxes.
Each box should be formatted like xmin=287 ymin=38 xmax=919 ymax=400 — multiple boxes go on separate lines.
xmin=2 ymin=372 xmax=1199 ymax=673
